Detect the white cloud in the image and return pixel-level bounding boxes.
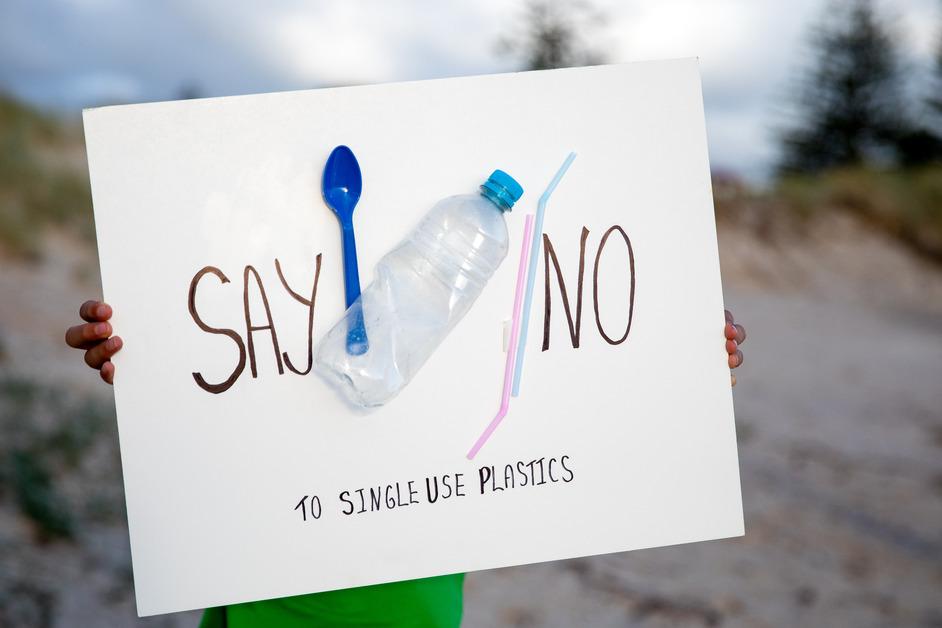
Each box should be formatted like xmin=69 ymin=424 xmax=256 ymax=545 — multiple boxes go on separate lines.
xmin=268 ymin=6 xmax=404 ymax=85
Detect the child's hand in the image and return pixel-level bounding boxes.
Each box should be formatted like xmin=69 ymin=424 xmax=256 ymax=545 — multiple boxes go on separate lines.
xmin=65 ymin=300 xmax=122 ymax=384
xmin=724 ymin=309 xmax=746 ymax=386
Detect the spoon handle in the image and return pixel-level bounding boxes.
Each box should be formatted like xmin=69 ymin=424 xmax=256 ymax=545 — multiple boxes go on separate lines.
xmin=340 ymin=221 xmax=369 ymax=355
xmin=340 ymin=222 xmax=362 ymax=306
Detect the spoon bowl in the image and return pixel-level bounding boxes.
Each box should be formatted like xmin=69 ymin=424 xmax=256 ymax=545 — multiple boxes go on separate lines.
xmin=322 ymin=146 xmax=363 ymax=222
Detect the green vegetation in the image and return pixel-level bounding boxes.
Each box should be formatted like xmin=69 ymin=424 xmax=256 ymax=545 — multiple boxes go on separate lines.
xmin=776 ymin=166 xmax=942 ymax=261
xmin=9 ymin=450 xmax=74 ymax=540
xmin=0 ymin=376 xmax=116 ymax=540
xmin=714 ymin=165 xmax=942 ymax=262
xmin=0 ymin=95 xmax=93 ymax=260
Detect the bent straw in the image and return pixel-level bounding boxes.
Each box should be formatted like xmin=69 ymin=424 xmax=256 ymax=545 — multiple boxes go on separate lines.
xmin=467 ymin=214 xmax=535 ymax=460
xmin=511 ymin=152 xmax=576 ymax=397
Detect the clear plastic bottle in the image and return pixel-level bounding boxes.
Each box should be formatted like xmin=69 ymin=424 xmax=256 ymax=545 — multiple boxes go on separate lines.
xmin=314 ymin=170 xmax=524 ymax=407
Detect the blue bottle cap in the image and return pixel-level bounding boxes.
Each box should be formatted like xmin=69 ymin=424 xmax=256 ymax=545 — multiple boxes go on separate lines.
xmin=480 ymin=169 xmax=524 ymax=211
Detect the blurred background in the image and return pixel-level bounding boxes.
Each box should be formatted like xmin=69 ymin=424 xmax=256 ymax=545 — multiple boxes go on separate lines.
xmin=1 ymin=0 xmax=940 ymax=626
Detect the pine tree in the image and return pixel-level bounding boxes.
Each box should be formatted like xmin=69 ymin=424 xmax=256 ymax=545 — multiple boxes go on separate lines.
xmin=930 ymin=31 xmax=942 ymax=123
xmin=779 ymin=0 xmax=909 ymax=173
xmin=894 ymin=25 xmax=942 ymax=166
xmin=498 ymin=0 xmax=607 ymax=71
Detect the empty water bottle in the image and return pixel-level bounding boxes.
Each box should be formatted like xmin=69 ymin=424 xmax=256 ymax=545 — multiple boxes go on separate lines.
xmin=314 ymin=170 xmax=524 ymax=407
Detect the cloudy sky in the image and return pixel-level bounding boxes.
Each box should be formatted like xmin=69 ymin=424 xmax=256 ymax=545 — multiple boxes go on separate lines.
xmin=1 ymin=0 xmax=938 ymax=180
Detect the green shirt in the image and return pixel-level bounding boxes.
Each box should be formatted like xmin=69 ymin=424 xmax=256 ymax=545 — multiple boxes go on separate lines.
xmin=198 ymin=574 xmax=464 ymax=627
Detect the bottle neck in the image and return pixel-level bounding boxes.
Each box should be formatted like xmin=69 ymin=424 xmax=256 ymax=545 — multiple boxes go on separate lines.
xmin=479 ymin=186 xmax=512 ymax=212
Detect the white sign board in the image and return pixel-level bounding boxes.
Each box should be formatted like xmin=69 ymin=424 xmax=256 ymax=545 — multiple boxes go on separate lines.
xmin=83 ymin=59 xmax=743 ymax=616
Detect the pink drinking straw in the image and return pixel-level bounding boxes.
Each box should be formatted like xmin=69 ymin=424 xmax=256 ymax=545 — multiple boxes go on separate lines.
xmin=467 ymin=214 xmax=535 ymax=460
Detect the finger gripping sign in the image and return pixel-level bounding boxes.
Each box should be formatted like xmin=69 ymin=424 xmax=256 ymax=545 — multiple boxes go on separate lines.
xmin=83 ymin=59 xmax=743 ymax=616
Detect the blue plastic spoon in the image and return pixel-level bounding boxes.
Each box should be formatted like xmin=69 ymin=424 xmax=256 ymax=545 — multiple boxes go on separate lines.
xmin=322 ymin=145 xmax=368 ymax=355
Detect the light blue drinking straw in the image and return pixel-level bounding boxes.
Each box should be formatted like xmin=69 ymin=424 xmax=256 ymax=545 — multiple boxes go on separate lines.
xmin=511 ymin=151 xmax=577 ymax=397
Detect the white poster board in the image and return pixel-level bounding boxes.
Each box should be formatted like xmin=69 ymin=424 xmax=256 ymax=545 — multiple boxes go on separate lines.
xmin=83 ymin=59 xmax=743 ymax=617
